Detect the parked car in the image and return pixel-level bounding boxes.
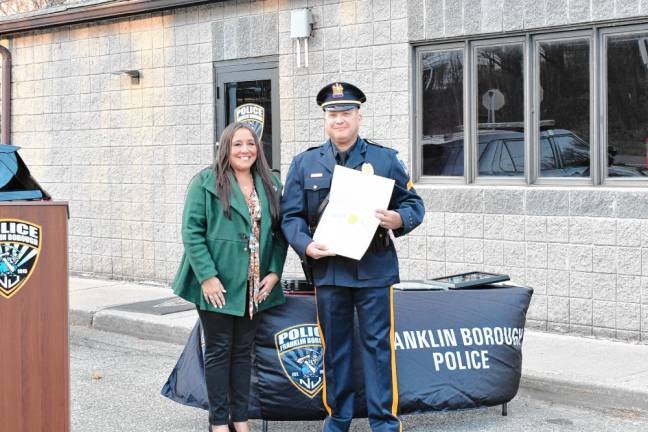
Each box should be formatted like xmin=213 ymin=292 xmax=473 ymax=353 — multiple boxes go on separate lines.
xmin=422 ymin=128 xmax=648 ymax=177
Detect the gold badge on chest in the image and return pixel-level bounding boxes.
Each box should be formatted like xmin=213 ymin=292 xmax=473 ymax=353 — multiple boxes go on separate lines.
xmin=361 ymin=162 xmax=374 ymax=175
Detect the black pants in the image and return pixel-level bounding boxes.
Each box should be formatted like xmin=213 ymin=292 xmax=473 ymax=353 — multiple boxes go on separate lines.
xmin=197 ymin=309 xmax=260 ymax=426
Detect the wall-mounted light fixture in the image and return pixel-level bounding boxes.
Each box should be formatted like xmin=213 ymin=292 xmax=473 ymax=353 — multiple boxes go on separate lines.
xmin=111 ymin=69 xmax=140 ymax=85
xmin=290 ymin=9 xmax=313 ymax=68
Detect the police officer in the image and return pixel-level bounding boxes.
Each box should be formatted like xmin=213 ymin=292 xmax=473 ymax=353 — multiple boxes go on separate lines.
xmin=281 ymin=82 xmax=424 ymax=432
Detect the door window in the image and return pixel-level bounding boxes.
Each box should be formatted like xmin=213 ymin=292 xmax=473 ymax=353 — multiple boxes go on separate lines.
xmin=224 ymin=80 xmax=273 ymax=168
xmin=215 ymin=60 xmax=280 ymax=170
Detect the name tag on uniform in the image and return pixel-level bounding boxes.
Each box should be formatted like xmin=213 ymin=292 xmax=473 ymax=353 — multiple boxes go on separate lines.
xmin=310 ymin=173 xmax=323 ymax=178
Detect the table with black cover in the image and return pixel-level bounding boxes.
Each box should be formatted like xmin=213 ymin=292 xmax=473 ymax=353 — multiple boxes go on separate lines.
xmin=162 ymin=282 xmax=533 ymax=422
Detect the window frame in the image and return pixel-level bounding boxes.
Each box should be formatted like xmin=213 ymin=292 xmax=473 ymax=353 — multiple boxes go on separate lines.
xmin=531 ymin=30 xmax=595 ymax=186
xmin=213 ymin=56 xmax=280 ymax=170
xmin=600 ymin=23 xmax=648 ymax=186
xmin=414 ymin=24 xmax=648 ymax=186
xmin=414 ymin=42 xmax=468 ymax=184
xmin=470 ymin=37 xmax=527 ymax=186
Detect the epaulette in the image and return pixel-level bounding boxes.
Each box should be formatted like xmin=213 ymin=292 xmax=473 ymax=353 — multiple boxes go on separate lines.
xmin=365 ymin=139 xmax=397 ymax=153
xmin=305 ymin=145 xmax=323 ymax=151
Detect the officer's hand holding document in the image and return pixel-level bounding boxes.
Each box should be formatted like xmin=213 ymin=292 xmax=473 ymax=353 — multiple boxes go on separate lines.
xmin=313 ymin=165 xmax=395 ymax=260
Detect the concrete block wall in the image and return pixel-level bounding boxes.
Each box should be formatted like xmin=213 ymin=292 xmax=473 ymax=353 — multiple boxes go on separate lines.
xmin=7 ymin=5 xmax=218 ymax=282
xmin=413 ymin=186 xmax=648 ymax=344
xmin=408 ymin=0 xmax=648 ymax=40
xmin=277 ymin=0 xmax=411 ymax=175
xmin=2 ymin=0 xmax=648 ymax=342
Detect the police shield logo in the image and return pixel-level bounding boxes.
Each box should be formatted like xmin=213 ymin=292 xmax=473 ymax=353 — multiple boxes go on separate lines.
xmin=0 ymin=219 xmax=42 ymax=299
xmin=275 ymin=324 xmax=324 ymax=398
xmin=235 ymin=103 xmax=265 ymax=139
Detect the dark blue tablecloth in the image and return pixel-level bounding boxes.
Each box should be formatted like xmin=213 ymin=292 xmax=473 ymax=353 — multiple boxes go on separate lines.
xmin=162 ymin=285 xmax=533 ymax=420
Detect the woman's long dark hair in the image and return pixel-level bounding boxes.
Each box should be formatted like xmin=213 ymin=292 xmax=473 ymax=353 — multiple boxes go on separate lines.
xmin=215 ymin=122 xmax=281 ymax=231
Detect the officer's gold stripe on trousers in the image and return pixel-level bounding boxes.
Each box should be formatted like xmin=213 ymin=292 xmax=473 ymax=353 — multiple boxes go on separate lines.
xmin=315 ymin=286 xmax=402 ymax=430
xmin=314 ymin=288 xmax=333 ymax=417
xmin=389 ymin=285 xmax=403 ymax=432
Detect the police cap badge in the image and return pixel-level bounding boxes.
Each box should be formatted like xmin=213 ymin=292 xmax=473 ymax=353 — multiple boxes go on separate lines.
xmin=316 ymin=82 xmax=366 ymax=112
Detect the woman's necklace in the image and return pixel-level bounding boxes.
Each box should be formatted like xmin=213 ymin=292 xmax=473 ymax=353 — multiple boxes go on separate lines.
xmin=236 ymin=174 xmax=254 ymax=196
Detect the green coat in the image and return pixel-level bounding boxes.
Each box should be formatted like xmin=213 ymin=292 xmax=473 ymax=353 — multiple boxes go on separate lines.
xmin=172 ymin=167 xmax=287 ymax=316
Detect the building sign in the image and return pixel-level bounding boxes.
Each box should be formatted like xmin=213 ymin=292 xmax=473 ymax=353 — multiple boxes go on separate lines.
xmin=235 ymin=103 xmax=265 ymax=139
xmin=0 ymin=219 xmax=41 ymax=299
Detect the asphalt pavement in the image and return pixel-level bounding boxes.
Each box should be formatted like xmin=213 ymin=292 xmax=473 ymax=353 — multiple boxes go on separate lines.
xmin=71 ymin=326 xmax=648 ymax=432
xmin=68 ymin=276 xmax=648 ymax=416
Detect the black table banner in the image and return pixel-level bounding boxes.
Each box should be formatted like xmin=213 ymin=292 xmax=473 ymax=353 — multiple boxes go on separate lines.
xmin=162 ymin=285 xmax=533 ymax=420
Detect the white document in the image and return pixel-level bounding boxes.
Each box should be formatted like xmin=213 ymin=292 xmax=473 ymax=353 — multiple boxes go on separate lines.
xmin=313 ymin=165 xmax=395 ymax=260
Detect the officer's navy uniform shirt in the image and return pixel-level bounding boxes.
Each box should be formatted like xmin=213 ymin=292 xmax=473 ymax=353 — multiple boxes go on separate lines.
xmin=281 ymin=137 xmax=425 ymax=288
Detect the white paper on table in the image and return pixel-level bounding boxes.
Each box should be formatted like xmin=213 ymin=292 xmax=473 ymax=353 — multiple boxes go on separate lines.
xmin=313 ymin=165 xmax=395 ymax=260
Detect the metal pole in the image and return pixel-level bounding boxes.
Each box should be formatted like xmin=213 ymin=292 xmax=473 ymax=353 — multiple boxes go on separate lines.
xmin=0 ymin=44 xmax=11 ymax=144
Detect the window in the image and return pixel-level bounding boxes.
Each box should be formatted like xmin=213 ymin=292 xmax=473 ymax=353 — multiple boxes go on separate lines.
xmin=416 ymin=24 xmax=648 ymax=185
xmin=420 ymin=49 xmax=464 ymax=176
xmin=214 ymin=57 xmax=280 ymax=170
xmin=605 ymin=32 xmax=648 ymax=177
xmin=538 ymin=38 xmax=590 ymax=178
xmin=475 ymin=43 xmax=524 ymax=177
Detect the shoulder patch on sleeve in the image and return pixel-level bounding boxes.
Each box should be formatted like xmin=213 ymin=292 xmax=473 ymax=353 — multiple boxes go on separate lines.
xmin=407 ymin=179 xmax=414 ymax=190
xmin=397 ymin=158 xmax=414 ymax=190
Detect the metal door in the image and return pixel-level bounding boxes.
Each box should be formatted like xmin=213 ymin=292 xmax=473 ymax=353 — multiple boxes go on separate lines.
xmin=215 ymin=59 xmax=280 ymax=170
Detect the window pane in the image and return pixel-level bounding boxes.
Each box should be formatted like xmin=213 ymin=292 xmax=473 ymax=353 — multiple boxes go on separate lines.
xmin=421 ymin=50 xmax=464 ymax=176
xmin=538 ymin=39 xmax=590 ymax=177
xmin=476 ymin=44 xmax=525 ymax=176
xmin=606 ymin=34 xmax=648 ymax=177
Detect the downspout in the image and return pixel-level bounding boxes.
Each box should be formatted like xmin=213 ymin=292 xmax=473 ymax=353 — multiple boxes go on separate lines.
xmin=0 ymin=45 xmax=10 ymax=144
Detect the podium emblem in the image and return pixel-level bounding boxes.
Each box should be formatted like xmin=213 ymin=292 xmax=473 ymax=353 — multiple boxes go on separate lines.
xmin=234 ymin=103 xmax=265 ymax=140
xmin=274 ymin=323 xmax=324 ymax=398
xmin=0 ymin=219 xmax=41 ymax=299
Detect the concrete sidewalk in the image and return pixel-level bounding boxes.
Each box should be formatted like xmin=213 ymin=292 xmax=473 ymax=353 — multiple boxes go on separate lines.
xmin=69 ymin=276 xmax=648 ymax=414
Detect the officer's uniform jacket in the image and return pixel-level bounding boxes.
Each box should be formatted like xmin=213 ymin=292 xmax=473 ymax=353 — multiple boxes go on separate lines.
xmin=281 ymin=137 xmax=425 ymax=287
xmin=173 ymin=167 xmax=287 ymax=316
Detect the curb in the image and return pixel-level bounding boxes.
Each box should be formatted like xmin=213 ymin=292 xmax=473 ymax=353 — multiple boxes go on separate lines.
xmin=92 ymin=309 xmax=196 ymax=345
xmin=519 ymin=374 xmax=648 ymax=414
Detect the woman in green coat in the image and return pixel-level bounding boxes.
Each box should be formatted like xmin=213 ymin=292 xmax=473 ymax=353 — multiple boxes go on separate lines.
xmin=172 ymin=122 xmax=287 ymax=432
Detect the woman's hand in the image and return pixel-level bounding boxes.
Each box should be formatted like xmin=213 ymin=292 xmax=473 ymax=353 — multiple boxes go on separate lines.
xmin=202 ymin=276 xmax=227 ymax=308
xmin=256 ymin=272 xmax=279 ymax=303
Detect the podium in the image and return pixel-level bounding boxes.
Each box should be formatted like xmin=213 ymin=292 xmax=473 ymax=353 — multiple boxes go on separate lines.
xmin=0 ymin=202 xmax=69 ymax=432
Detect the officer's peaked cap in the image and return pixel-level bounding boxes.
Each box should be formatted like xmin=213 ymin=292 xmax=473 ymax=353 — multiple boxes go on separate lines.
xmin=316 ymin=82 xmax=366 ymax=112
